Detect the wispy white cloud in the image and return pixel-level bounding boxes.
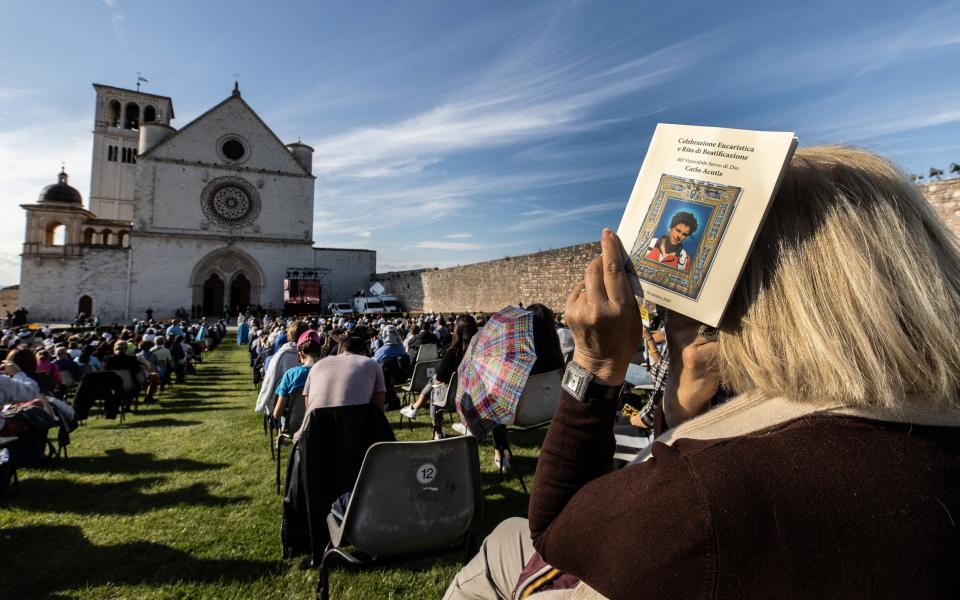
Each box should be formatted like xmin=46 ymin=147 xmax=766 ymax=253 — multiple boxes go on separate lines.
xmin=309 ymin=35 xmax=717 ymax=179
xmin=111 ymin=13 xmax=128 ymax=47
xmin=499 ymin=202 xmax=624 ymax=233
xmin=312 ymin=164 xmax=625 ymax=240
xmin=444 ymin=233 xmax=473 ymax=239
xmin=103 ymin=0 xmax=118 ymax=7
xmin=412 ymin=241 xmax=483 ymax=250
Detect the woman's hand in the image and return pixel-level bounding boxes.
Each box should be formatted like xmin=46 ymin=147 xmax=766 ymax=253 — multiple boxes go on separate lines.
xmin=662 ymin=311 xmax=720 ymax=427
xmin=565 ymin=229 xmax=644 ymax=386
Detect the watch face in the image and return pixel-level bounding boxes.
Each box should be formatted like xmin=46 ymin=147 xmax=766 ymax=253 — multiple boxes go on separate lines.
xmin=562 ymin=362 xmax=591 ymax=399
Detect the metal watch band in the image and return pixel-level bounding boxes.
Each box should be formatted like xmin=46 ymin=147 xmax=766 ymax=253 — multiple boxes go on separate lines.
xmin=562 ymin=360 xmax=623 ymax=403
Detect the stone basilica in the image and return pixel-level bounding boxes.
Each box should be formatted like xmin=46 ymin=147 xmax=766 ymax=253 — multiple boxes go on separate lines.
xmin=19 ymin=83 xmax=374 ymax=322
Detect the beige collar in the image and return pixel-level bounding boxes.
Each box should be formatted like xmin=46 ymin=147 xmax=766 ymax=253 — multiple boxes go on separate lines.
xmin=637 ymin=392 xmax=960 ymax=463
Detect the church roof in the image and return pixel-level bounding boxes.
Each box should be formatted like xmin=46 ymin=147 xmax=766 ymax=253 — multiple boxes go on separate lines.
xmin=140 ymin=86 xmax=312 ymax=177
xmin=38 ymin=169 xmax=83 ymax=205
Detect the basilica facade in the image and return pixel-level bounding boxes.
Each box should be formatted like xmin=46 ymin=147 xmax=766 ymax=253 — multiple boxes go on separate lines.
xmin=19 ymin=83 xmax=374 ymax=322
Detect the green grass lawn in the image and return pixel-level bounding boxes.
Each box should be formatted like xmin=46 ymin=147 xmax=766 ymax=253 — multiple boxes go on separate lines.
xmin=0 ymin=341 xmax=544 ymax=599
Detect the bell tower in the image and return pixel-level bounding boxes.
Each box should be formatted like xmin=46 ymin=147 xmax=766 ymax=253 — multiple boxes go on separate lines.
xmin=89 ymin=83 xmax=174 ymax=220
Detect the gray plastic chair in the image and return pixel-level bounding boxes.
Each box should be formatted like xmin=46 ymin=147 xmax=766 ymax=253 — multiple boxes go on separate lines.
xmin=511 ymin=369 xmax=563 ymax=429
xmin=431 ymin=370 xmax=458 ymax=410
xmin=415 ymin=343 xmax=439 ymax=362
xmin=490 ymin=369 xmax=563 ymax=494
xmin=317 ymin=435 xmax=481 ymax=600
xmin=429 ymin=371 xmax=459 ymax=437
xmin=398 ymin=359 xmax=441 ymax=429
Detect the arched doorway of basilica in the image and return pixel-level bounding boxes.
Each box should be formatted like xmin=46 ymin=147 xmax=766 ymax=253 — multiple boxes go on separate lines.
xmin=230 ymin=274 xmax=251 ymax=310
xmin=78 ymin=295 xmax=93 ymax=317
xmin=190 ymin=248 xmax=265 ymax=316
xmin=202 ymin=274 xmax=225 ymax=316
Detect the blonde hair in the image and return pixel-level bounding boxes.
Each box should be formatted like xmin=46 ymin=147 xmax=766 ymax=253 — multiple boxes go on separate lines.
xmin=718 ymin=146 xmax=960 ymax=409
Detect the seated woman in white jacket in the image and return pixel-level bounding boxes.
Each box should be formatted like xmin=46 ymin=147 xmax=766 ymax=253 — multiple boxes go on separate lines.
xmin=255 ymin=320 xmax=308 ymax=417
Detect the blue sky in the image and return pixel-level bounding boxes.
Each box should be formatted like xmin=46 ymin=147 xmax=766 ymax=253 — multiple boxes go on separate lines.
xmin=1 ymin=0 xmax=959 ymax=286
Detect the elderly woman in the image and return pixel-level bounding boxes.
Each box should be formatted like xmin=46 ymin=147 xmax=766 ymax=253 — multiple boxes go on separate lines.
xmin=445 ymin=147 xmax=960 ymax=599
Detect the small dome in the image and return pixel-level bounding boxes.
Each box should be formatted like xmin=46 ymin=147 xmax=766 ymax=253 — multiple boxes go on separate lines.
xmin=38 ymin=169 xmax=82 ymax=205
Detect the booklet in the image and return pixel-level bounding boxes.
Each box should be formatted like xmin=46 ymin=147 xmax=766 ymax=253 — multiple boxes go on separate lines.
xmin=617 ymin=123 xmax=798 ymax=326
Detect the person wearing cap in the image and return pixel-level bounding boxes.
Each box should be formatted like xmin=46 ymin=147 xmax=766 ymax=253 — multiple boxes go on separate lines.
xmin=271 ymin=330 xmax=324 ymax=426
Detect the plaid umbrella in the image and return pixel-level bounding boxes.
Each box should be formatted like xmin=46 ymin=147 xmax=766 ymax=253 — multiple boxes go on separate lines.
xmin=455 ymin=305 xmax=536 ymax=438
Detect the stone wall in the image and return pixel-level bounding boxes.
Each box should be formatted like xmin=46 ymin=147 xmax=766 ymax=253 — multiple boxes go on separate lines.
xmin=921 ymin=178 xmax=960 ymax=235
xmin=377 ymin=243 xmax=601 ymax=313
xmin=0 ymin=285 xmax=19 ymax=315
xmin=19 ymin=248 xmax=129 ymax=323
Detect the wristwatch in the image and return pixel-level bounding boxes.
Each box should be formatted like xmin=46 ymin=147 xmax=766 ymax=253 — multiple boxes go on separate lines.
xmin=561 ymin=360 xmax=624 ymax=404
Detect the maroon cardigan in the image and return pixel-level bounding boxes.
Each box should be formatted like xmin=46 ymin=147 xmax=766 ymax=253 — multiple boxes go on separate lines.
xmin=529 ymin=391 xmax=960 ymax=599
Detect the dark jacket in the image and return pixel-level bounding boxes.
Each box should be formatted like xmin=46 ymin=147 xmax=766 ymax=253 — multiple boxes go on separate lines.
xmin=281 ymin=403 xmax=395 ymax=562
xmin=74 ymin=371 xmax=125 ymax=420
xmin=528 ymin=392 xmax=960 ymax=600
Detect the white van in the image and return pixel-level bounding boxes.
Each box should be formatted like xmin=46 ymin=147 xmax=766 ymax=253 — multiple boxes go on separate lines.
xmin=327 ymin=302 xmax=353 ymax=316
xmin=353 ymin=294 xmax=404 ymax=314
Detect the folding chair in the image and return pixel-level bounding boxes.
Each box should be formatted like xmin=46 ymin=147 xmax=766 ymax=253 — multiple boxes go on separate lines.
xmin=317 ymin=436 xmax=482 ymax=600
xmin=398 ymin=359 xmax=440 ymax=429
xmin=415 ymin=343 xmax=439 ymax=362
xmin=58 ymin=370 xmax=77 ymax=402
xmin=107 ymin=369 xmax=140 ymax=415
xmin=511 ymin=369 xmax=563 ymax=431
xmin=500 ymin=369 xmax=563 ymax=492
xmin=430 ymin=371 xmax=458 ymax=437
xmin=275 ymin=388 xmax=306 ymax=495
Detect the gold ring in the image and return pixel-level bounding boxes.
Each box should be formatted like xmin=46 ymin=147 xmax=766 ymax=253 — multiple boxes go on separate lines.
xmin=577 ymin=286 xmax=587 ymax=296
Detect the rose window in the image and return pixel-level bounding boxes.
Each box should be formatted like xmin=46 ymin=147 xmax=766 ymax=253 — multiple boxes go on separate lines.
xmin=200 ymin=177 xmax=261 ymax=229
xmin=212 ymin=186 xmax=250 ymax=221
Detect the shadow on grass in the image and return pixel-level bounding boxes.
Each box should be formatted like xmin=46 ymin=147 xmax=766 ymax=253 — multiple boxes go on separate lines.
xmin=6 ymin=477 xmax=249 ymax=515
xmin=0 ymin=524 xmax=280 ymax=597
xmin=53 ymin=448 xmax=228 ymax=475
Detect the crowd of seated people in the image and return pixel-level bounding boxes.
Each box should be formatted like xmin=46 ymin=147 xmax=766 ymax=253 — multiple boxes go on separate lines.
xmin=0 ymin=316 xmax=226 ymax=493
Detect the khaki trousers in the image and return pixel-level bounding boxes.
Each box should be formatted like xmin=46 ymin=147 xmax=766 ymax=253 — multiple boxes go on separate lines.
xmin=443 ymin=517 xmax=535 ymax=600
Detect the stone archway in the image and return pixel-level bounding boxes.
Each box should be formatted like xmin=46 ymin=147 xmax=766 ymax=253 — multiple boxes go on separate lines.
xmin=230 ymin=273 xmax=251 ymax=310
xmin=202 ymin=274 xmax=225 ymax=316
xmin=190 ymin=247 xmax=265 ymax=313
xmin=78 ymin=295 xmax=93 ymax=316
